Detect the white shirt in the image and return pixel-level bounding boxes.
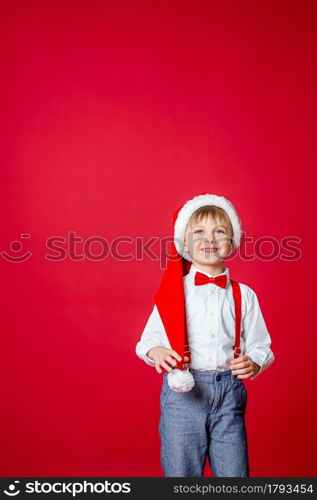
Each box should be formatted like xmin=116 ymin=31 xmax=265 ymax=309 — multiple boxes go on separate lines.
xmin=136 ymin=264 xmax=275 ymax=380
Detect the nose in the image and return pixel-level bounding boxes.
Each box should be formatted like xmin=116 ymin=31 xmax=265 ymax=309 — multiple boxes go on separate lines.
xmin=206 ymin=231 xmax=215 ymax=244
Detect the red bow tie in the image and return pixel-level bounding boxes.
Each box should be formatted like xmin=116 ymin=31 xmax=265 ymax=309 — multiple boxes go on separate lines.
xmin=194 ymin=271 xmax=227 ymax=289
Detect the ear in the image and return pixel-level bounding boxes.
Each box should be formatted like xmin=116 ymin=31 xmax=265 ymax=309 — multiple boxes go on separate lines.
xmin=227 ymin=235 xmax=234 ymax=255
xmin=183 ymin=226 xmax=190 ymax=252
xmin=230 ymin=234 xmax=234 ymax=250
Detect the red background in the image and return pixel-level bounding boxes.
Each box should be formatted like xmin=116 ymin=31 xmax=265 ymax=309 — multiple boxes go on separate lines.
xmin=1 ymin=0 xmax=316 ymax=477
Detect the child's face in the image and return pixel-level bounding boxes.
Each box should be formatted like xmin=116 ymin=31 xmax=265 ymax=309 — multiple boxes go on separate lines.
xmin=184 ymin=215 xmax=233 ymax=267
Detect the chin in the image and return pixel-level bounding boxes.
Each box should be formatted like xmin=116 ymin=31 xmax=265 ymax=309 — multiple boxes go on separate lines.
xmin=194 ymin=255 xmax=222 ymax=265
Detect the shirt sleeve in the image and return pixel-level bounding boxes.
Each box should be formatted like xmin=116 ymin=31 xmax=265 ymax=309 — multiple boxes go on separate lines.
xmin=135 ymin=304 xmax=171 ymax=367
xmin=242 ymin=287 xmax=275 ymax=380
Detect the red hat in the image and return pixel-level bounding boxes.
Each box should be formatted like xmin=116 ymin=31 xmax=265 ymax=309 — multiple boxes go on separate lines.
xmin=154 ymin=193 xmax=242 ymax=392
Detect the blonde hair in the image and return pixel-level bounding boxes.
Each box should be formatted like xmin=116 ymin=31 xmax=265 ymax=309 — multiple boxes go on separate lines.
xmin=187 ymin=205 xmax=233 ymax=235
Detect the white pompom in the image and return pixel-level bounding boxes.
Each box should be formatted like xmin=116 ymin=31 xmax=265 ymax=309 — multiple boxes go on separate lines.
xmin=167 ymin=368 xmax=195 ymax=392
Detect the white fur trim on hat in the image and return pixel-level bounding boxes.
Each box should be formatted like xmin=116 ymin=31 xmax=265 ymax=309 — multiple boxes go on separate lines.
xmin=167 ymin=368 xmax=195 ymax=392
xmin=174 ymin=194 xmax=242 ymax=262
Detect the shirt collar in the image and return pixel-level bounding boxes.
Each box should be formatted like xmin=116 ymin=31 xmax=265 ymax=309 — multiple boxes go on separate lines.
xmin=189 ymin=263 xmax=230 ymax=286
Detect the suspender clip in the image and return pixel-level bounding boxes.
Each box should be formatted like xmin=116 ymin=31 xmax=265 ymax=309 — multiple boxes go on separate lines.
xmin=232 ymin=346 xmax=241 ymax=356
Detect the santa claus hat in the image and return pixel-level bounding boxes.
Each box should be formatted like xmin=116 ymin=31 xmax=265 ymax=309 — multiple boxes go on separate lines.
xmin=154 ymin=193 xmax=242 ymax=392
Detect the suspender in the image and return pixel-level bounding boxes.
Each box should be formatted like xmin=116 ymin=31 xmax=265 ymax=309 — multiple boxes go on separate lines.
xmin=230 ymin=279 xmax=242 ymax=359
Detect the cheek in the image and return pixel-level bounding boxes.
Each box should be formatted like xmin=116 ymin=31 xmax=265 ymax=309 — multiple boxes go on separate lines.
xmin=218 ymin=241 xmax=232 ymax=255
xmin=194 ymin=235 xmax=205 ymax=246
xmin=184 ymin=234 xmax=201 ymax=252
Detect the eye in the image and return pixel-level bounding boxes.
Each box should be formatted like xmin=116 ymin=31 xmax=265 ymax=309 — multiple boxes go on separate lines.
xmin=194 ymin=229 xmax=203 ymax=234
xmin=216 ymin=229 xmax=225 ymax=233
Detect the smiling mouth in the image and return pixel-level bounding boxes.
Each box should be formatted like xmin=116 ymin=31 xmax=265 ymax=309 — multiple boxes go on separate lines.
xmin=203 ymin=247 xmax=218 ymax=253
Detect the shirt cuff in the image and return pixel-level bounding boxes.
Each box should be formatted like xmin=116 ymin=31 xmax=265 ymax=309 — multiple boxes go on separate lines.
xmin=144 ymin=353 xmax=156 ymax=367
xmin=246 ymin=351 xmax=268 ymax=380
xmin=136 ymin=342 xmax=161 ymax=367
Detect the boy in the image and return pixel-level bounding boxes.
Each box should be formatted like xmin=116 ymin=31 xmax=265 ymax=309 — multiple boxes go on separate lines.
xmin=136 ymin=193 xmax=275 ymax=477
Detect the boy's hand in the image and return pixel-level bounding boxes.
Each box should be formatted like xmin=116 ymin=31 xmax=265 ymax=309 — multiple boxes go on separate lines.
xmin=147 ymin=346 xmax=190 ymax=374
xmin=230 ymin=355 xmax=261 ymax=379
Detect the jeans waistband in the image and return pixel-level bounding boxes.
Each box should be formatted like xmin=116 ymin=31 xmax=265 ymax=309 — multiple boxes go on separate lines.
xmin=189 ymin=368 xmax=234 ymax=380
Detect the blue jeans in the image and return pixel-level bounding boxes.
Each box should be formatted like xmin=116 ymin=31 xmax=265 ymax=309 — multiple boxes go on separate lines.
xmin=159 ymin=368 xmax=249 ymax=477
